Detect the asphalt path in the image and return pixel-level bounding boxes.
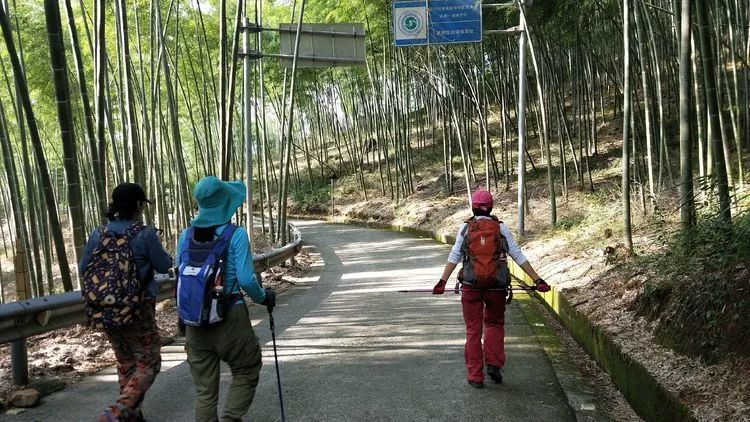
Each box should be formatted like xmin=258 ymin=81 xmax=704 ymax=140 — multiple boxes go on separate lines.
xmin=6 ymin=220 xmax=574 ymax=421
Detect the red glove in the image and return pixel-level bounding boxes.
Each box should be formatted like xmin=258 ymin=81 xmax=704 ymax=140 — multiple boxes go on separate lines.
xmin=535 ymin=278 xmax=551 ymax=293
xmin=433 ymin=279 xmax=447 ymax=295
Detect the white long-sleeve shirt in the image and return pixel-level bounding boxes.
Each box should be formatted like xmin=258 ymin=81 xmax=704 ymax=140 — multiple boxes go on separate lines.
xmin=447 ymin=216 xmax=528 ymax=266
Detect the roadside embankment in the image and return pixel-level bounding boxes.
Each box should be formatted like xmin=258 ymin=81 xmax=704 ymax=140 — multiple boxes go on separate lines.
xmin=290 ymin=197 xmax=747 ymax=421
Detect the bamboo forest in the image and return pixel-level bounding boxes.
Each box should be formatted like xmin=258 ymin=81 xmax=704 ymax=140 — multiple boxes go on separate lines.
xmin=0 ymin=0 xmax=748 ymax=420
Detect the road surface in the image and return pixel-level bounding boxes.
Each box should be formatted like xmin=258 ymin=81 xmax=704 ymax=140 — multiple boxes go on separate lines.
xmin=7 ymin=220 xmax=575 ymax=421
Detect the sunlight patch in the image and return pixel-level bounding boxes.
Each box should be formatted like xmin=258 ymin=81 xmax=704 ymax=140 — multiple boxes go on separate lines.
xmin=340 ymin=267 xmax=437 ymax=281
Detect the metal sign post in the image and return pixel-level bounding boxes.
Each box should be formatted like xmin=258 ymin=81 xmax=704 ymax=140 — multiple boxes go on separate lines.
xmin=243 ymin=16 xmax=254 ymax=248
xmin=517 ymin=0 xmax=528 ymax=238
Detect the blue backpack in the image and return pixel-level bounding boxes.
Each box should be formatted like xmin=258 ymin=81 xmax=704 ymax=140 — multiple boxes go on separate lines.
xmin=177 ymin=224 xmax=238 ymax=327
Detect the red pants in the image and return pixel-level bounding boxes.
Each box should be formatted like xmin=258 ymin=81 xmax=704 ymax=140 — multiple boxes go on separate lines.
xmin=461 ymin=288 xmax=506 ymax=383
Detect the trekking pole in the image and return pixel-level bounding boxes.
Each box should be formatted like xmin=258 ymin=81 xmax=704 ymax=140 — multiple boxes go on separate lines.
xmin=508 ymin=272 xmax=539 ymax=287
xmin=268 ymin=311 xmax=286 ymax=422
xmin=398 ymin=286 xmax=538 ymax=293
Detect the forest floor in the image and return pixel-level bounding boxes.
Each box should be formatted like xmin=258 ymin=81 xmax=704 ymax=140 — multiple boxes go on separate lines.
xmin=0 ymin=230 xmax=315 ymax=413
xmin=287 ymin=130 xmax=750 ymax=421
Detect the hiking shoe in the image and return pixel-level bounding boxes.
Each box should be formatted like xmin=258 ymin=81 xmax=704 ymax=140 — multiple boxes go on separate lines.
xmin=487 ymin=365 xmax=503 ymax=384
xmin=468 ymin=380 xmax=484 ymax=389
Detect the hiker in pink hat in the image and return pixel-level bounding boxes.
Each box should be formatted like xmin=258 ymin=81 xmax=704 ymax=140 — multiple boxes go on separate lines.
xmin=433 ymin=190 xmax=550 ymax=389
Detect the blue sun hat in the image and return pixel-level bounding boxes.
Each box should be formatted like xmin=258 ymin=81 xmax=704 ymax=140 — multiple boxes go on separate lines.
xmin=191 ymin=176 xmax=246 ymax=228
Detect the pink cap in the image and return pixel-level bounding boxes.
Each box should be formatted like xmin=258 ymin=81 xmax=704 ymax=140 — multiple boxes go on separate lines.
xmin=471 ymin=190 xmax=493 ymax=211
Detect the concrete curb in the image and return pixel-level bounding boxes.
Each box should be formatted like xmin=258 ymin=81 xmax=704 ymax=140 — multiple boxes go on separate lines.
xmin=514 ymin=294 xmax=602 ymax=421
xmin=290 ymin=214 xmax=696 ymax=422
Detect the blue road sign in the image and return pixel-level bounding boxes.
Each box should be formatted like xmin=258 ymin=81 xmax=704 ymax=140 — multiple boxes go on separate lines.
xmin=428 ymin=0 xmax=482 ymax=44
xmin=393 ymin=0 xmax=482 ymax=46
xmin=393 ymin=1 xmax=429 ymax=47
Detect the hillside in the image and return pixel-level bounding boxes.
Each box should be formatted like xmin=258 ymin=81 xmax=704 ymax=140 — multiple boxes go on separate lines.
xmin=286 ymin=118 xmax=750 ymax=421
xmin=0 ymin=0 xmax=748 ymax=419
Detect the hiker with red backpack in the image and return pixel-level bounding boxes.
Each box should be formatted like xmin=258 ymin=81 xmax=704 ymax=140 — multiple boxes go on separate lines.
xmin=80 ymin=183 xmax=173 ymax=421
xmin=433 ymin=190 xmax=551 ymax=389
xmin=176 ymin=176 xmax=275 ymax=422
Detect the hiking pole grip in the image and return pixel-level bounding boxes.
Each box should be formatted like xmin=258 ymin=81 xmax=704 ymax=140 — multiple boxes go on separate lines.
xmin=269 ymin=310 xmax=286 ymax=422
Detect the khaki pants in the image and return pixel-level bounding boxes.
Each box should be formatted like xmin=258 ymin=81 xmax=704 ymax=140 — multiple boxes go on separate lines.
xmin=186 ymin=304 xmax=263 ymax=422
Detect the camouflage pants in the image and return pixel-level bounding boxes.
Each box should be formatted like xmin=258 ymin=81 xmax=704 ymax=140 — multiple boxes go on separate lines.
xmin=98 ymin=301 xmax=162 ymax=422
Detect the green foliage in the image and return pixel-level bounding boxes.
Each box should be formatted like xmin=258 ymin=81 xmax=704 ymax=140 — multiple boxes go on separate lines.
xmin=554 ymin=214 xmax=584 ymax=230
xmin=291 ymin=179 xmax=330 ymax=209
xmin=633 ymin=206 xmax=750 ymax=363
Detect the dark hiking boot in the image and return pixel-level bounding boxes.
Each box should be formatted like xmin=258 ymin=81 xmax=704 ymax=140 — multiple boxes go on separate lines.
xmin=487 ymin=365 xmax=503 ymax=384
xmin=468 ymin=380 xmax=484 ymax=389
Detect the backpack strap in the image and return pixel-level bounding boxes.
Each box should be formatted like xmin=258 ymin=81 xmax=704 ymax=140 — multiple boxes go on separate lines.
xmin=106 ymin=223 xmax=147 ymax=287
xmin=181 ymin=224 xmax=238 ymax=268
xmin=495 ymin=220 xmax=508 ymax=256
xmin=123 ymin=223 xmax=146 ymax=242
xmin=93 ymin=226 xmax=108 ymax=248
xmin=460 ymin=217 xmax=475 ymax=238
xmin=179 ymin=227 xmax=195 ymax=265
xmin=495 ymin=220 xmax=507 ymax=239
xmin=214 ymin=225 xmax=238 ymax=292
xmin=210 ymin=224 xmax=238 ymax=264
xmin=96 ymin=224 xmax=144 ymax=251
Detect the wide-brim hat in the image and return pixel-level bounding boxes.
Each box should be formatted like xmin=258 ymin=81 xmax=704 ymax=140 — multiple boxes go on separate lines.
xmin=191 ymin=176 xmax=246 ymax=228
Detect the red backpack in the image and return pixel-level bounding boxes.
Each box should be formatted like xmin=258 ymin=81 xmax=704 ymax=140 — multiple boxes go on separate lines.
xmin=458 ymin=217 xmax=509 ymax=289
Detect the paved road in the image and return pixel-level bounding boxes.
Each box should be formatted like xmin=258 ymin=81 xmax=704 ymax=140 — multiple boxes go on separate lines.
xmin=6 ymin=220 xmax=574 ymax=421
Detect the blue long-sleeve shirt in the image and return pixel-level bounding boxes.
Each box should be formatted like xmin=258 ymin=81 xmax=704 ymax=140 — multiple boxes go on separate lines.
xmin=78 ymin=219 xmax=174 ymax=298
xmin=175 ymin=224 xmax=266 ymax=304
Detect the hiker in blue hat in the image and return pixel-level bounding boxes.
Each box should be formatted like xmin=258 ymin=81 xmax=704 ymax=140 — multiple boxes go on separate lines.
xmin=175 ymin=176 xmax=275 ymax=422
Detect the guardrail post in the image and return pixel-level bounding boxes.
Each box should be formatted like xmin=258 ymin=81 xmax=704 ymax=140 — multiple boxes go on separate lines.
xmin=11 ymin=340 xmax=28 ymax=385
xmin=287 ymin=225 xmax=296 ymax=266
xmin=12 ymin=246 xmax=29 ymax=385
xmin=330 ymin=178 xmax=335 ymax=218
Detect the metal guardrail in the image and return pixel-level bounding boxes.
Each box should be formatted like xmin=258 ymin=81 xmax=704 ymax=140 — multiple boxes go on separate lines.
xmin=0 ymin=223 xmax=302 ymax=345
